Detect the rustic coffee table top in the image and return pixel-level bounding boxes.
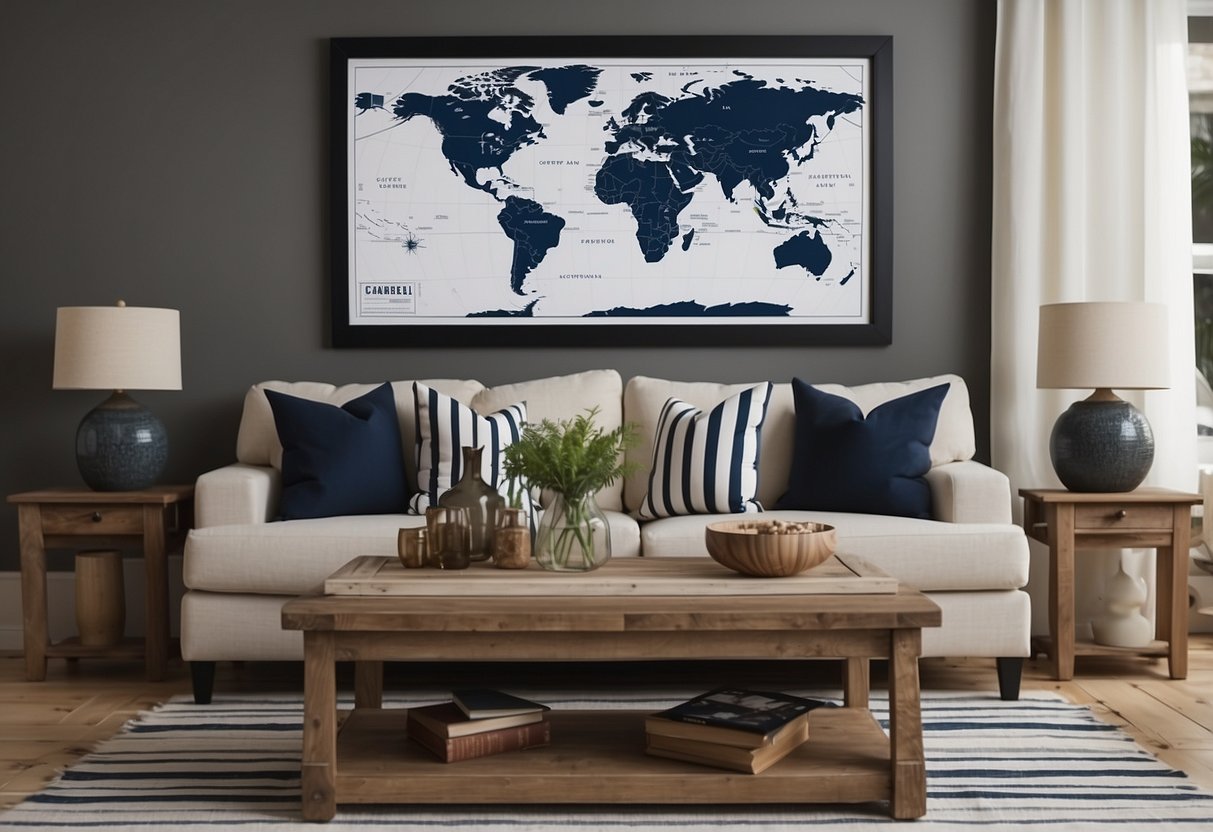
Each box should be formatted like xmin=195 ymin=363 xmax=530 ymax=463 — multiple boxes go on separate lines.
xmin=283 ymin=555 xmax=940 ymax=634
xmin=324 ymin=553 xmax=899 ymax=596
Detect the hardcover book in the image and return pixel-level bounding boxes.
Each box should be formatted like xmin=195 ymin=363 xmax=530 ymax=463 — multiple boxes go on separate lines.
xmin=648 ymin=688 xmax=831 ymax=745
xmin=646 ymin=710 xmax=811 ymax=749
xmin=407 ymin=702 xmax=545 ymax=738
xmin=645 ymin=715 xmax=811 ymax=774
xmin=452 ymin=689 xmax=551 ymax=719
xmin=407 ymin=712 xmax=551 ymax=762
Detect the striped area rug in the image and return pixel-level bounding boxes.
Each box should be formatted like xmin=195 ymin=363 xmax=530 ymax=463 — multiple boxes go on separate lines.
xmin=2 ymin=690 xmax=1212 ymax=830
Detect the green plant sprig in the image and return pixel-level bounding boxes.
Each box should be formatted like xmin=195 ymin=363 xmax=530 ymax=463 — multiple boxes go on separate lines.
xmin=502 ymin=408 xmax=639 ymax=503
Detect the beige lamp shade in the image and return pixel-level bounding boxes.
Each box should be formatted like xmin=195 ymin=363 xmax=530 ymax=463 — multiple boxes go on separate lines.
xmin=53 ymin=303 xmax=182 ymax=391
xmin=1036 ymin=301 xmax=1169 ymax=391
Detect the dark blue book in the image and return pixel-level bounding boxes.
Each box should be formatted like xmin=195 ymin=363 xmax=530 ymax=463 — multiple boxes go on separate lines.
xmin=653 ymin=688 xmax=832 ymax=738
xmin=452 ymin=689 xmax=550 ymax=719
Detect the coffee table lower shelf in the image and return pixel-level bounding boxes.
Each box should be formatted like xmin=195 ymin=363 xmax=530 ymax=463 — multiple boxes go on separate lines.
xmin=334 ymin=707 xmax=892 ymax=806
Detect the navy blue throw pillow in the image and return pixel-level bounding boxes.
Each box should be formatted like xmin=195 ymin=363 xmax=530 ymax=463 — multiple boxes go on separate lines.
xmin=776 ymin=380 xmax=950 ymax=519
xmin=265 ymin=383 xmax=408 ymax=520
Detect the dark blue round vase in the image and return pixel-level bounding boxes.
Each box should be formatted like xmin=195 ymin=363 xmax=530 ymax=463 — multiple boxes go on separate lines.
xmin=75 ymin=392 xmax=168 ymax=491
xmin=1049 ymin=398 xmax=1153 ymax=493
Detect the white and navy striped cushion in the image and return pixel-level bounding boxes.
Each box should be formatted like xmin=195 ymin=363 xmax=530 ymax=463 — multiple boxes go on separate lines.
xmin=638 ymin=382 xmax=774 ymax=519
xmin=409 ymin=382 xmax=527 ymax=514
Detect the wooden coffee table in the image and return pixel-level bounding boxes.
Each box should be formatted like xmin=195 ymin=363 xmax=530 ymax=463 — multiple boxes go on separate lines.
xmin=281 ymin=555 xmax=940 ymax=821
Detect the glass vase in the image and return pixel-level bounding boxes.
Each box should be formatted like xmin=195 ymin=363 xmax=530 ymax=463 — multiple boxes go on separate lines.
xmin=438 ymin=446 xmax=503 ymax=562
xmin=534 ymin=491 xmax=611 ymax=572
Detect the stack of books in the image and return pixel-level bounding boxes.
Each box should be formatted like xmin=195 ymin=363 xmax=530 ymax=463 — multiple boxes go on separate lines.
xmin=406 ymin=689 xmax=551 ymax=763
xmin=644 ymin=688 xmax=831 ymax=774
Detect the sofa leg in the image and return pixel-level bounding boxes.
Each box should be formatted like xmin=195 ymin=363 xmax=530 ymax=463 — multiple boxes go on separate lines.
xmin=996 ymin=657 xmax=1022 ymax=701
xmin=191 ymin=661 xmax=216 ymax=705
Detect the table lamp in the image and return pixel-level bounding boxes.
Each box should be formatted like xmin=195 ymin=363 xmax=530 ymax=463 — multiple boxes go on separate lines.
xmin=53 ymin=301 xmax=182 ymax=491
xmin=1036 ymin=301 xmax=1169 ymax=492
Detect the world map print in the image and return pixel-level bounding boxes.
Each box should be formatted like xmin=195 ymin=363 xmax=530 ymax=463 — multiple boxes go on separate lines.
xmin=344 ymin=58 xmax=870 ymax=327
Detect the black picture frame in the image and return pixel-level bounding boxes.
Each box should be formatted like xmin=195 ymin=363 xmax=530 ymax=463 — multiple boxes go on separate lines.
xmin=330 ymin=35 xmax=892 ymax=348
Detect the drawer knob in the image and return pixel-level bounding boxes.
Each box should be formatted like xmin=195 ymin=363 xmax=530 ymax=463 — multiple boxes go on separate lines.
xmin=91 ymin=511 xmax=102 ymax=522
xmin=1115 ymin=510 xmax=1128 ymax=520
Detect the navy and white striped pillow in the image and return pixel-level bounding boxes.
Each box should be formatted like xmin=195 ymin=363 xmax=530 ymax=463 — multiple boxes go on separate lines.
xmin=638 ymin=382 xmax=774 ymax=519
xmin=409 ymin=382 xmax=527 ymax=514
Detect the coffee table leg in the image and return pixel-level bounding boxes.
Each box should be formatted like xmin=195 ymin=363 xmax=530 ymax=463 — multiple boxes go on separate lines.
xmin=354 ymin=661 xmax=383 ymax=709
xmin=889 ymin=629 xmax=926 ymax=820
xmin=301 ymin=631 xmax=337 ymax=821
xmin=843 ymin=658 xmax=869 ymax=709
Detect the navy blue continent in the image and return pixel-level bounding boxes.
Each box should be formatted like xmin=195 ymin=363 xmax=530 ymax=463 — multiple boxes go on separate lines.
xmin=773 ymin=230 xmax=832 ymax=277
xmin=526 ymin=66 xmax=602 ymax=114
xmin=393 ymin=91 xmax=545 ymax=193
xmin=497 ymin=196 xmax=566 ymax=294
xmin=605 ymin=79 xmax=863 ymax=202
xmin=595 ymin=155 xmax=699 ymax=263
xmin=585 ymin=301 xmax=791 ymax=317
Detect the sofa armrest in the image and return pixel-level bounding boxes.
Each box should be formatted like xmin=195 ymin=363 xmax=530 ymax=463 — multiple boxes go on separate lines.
xmin=924 ymin=460 xmax=1013 ymax=525
xmin=195 ymin=463 xmax=281 ymax=528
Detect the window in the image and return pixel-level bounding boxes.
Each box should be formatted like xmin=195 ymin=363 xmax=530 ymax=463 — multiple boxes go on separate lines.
xmin=1188 ymin=10 xmax=1213 ymax=446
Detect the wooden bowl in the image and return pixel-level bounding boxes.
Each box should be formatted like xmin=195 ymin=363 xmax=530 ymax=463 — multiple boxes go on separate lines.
xmin=704 ymin=520 xmax=836 ymax=577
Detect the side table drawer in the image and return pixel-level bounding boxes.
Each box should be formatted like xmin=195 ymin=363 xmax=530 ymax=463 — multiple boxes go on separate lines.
xmin=1074 ymin=503 xmax=1173 ymax=531
xmin=40 ymin=504 xmax=143 ymax=535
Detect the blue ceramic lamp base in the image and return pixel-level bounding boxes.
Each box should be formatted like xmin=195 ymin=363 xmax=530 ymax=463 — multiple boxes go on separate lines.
xmin=1049 ymin=389 xmax=1154 ymax=493
xmin=75 ymin=391 xmax=168 ymax=491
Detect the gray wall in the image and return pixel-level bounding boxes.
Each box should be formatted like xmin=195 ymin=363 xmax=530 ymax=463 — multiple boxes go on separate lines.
xmin=0 ymin=0 xmax=995 ymax=571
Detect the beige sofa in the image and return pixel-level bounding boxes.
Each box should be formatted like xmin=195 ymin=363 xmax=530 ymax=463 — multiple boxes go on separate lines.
xmin=182 ymin=369 xmax=1030 ymax=701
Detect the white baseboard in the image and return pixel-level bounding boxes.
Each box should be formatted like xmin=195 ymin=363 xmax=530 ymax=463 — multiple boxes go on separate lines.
xmin=0 ymin=555 xmax=184 ymax=652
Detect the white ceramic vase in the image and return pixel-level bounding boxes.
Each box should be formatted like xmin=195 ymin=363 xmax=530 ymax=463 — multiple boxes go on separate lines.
xmin=1091 ymin=558 xmax=1153 ymax=648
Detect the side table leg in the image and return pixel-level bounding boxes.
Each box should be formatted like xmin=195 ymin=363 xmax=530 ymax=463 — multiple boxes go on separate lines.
xmin=17 ymin=505 xmax=48 ymax=682
xmin=142 ymin=505 xmax=169 ymax=682
xmin=1159 ymin=505 xmax=1191 ymax=679
xmin=1048 ymin=504 xmax=1076 ymax=680
xmin=889 ymin=629 xmax=926 ymax=820
xmin=302 ymin=631 xmax=337 ymax=821
xmin=354 ymin=661 xmax=383 ymax=709
xmin=843 ymin=658 xmax=869 ymax=709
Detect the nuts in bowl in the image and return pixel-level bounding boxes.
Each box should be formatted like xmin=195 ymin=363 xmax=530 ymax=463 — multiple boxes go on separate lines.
xmin=704 ymin=519 xmax=837 ymax=577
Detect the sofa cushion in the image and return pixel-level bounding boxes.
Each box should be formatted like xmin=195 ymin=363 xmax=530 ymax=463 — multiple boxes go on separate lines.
xmin=639 ymin=510 xmax=1028 ymax=592
xmin=266 ymin=383 xmax=409 ymax=520
xmin=472 ymin=370 xmax=624 ymax=511
xmin=811 ymin=375 xmax=976 ymax=466
xmin=777 ymin=380 xmax=949 ymax=519
xmin=637 ymin=383 xmax=773 ymax=519
xmin=184 ymin=510 xmax=642 ymax=595
xmin=624 ymin=377 xmax=790 ymax=514
xmin=409 ymin=382 xmax=526 ymax=514
xmin=623 ymin=374 xmax=975 ymax=514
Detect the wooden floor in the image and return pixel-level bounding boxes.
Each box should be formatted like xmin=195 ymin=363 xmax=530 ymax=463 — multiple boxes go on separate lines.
xmin=2 ymin=637 xmax=1213 ymax=809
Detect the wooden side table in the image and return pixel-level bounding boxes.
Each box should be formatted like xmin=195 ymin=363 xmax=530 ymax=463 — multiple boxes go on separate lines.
xmin=6 ymin=486 xmax=194 ymax=681
xmin=1019 ymin=487 xmax=1201 ymax=680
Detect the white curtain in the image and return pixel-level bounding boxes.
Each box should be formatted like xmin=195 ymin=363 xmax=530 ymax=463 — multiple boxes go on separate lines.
xmin=992 ymin=0 xmax=1197 ymax=634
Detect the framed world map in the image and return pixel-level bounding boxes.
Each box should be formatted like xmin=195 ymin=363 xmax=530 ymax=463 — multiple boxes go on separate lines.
xmin=330 ymin=35 xmax=892 ymax=347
